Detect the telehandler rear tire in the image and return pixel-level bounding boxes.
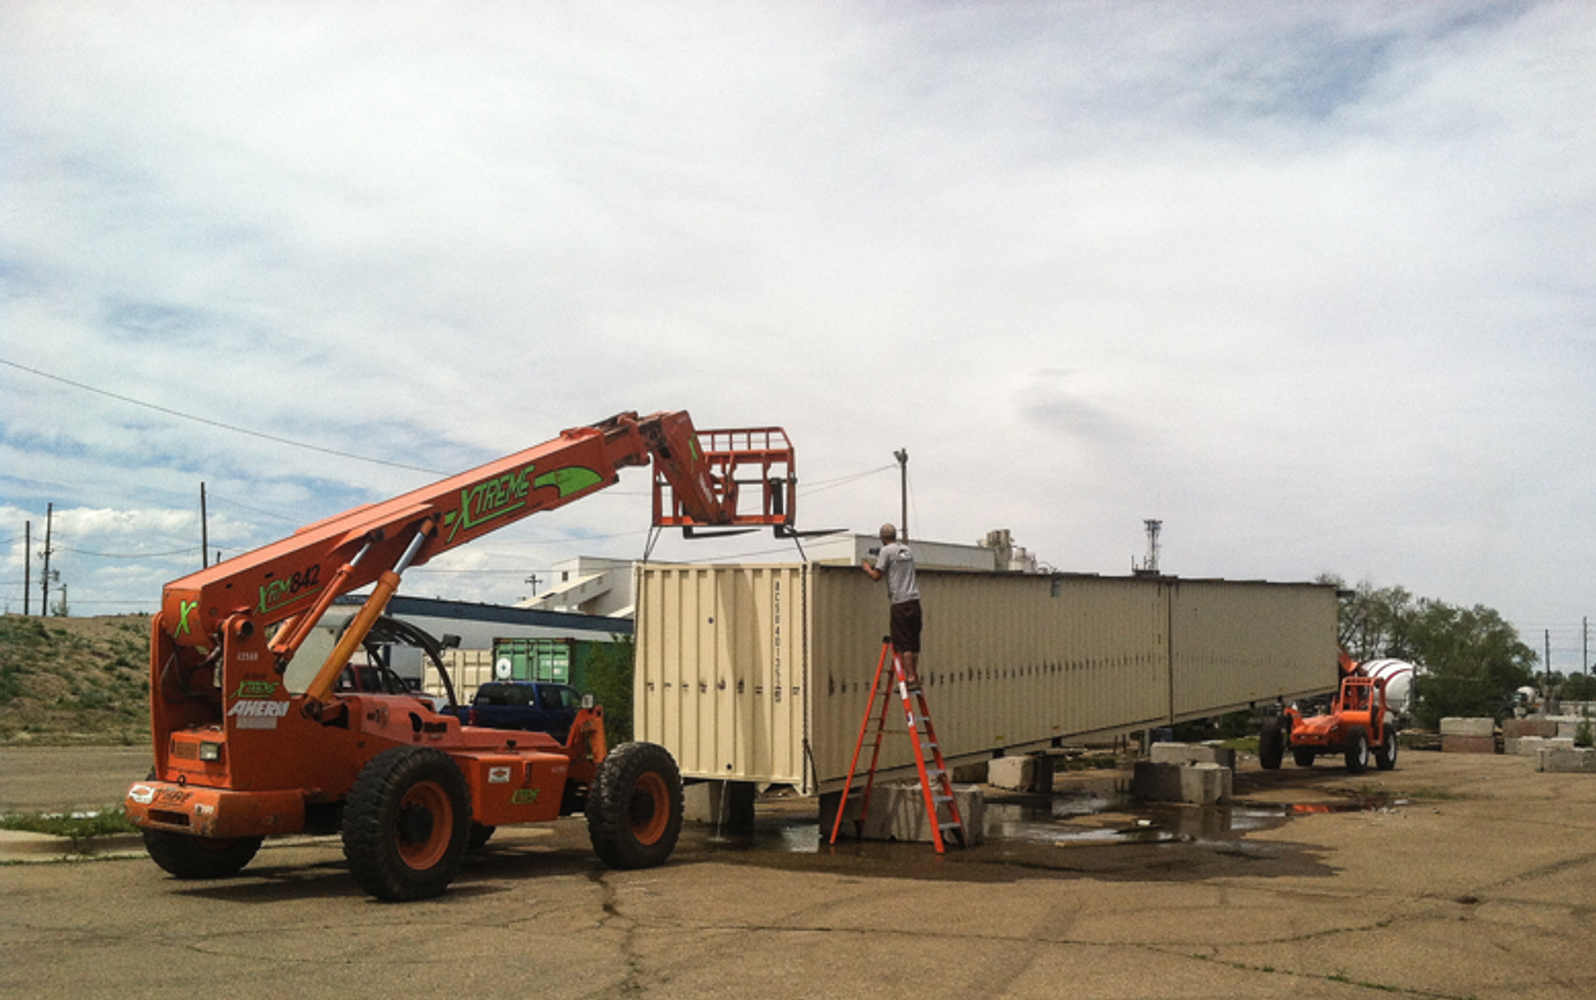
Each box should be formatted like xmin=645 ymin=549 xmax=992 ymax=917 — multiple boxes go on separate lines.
xmin=1259 ymin=723 xmax=1285 ymax=770
xmin=343 ymin=746 xmax=471 ymax=901
xmin=142 ymin=829 xmax=262 ymax=880
xmin=1293 ymin=746 xmax=1315 ymax=768
xmin=468 ymin=822 xmax=495 ymax=851
xmin=587 ymin=742 xmax=683 ymax=870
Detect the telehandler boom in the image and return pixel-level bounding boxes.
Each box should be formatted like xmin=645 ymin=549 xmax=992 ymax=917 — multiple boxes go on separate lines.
xmin=125 ymin=411 xmax=796 ymax=900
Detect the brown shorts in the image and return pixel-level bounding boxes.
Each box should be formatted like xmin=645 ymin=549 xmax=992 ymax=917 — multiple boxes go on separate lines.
xmin=890 ymin=600 xmax=922 ymax=654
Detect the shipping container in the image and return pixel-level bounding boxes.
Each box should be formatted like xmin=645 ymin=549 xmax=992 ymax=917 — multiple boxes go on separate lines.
xmin=490 ymin=636 xmax=609 ymax=689
xmin=635 ymin=563 xmax=1339 ymax=793
xmin=426 ymin=650 xmax=495 ymax=704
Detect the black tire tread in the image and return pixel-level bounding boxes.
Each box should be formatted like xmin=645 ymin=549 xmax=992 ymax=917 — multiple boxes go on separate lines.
xmin=1374 ymin=729 xmax=1399 ymax=771
xmin=1259 ymin=722 xmax=1285 ymax=770
xmin=342 ymin=746 xmax=471 ymax=901
xmin=586 ymin=742 xmax=684 ymax=870
xmin=1345 ymin=729 xmax=1370 ymax=773
xmin=142 ymin=828 xmax=262 ymax=879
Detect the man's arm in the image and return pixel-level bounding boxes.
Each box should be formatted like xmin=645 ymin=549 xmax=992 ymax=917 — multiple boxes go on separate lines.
xmin=860 ymin=558 xmax=883 ymax=582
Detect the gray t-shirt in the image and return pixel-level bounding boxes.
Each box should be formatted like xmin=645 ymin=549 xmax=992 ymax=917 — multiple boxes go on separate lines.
xmin=875 ymin=542 xmax=920 ymax=605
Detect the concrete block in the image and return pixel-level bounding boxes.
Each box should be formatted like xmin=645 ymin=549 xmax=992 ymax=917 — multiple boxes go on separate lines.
xmin=1440 ymin=717 xmax=1495 ymax=737
xmin=1133 ymin=761 xmax=1231 ymax=804
xmin=683 ymin=780 xmax=756 ymax=832
xmin=1132 ymin=761 xmax=1183 ymax=801
xmin=1179 ymin=762 xmax=1232 ymax=805
xmin=1442 ymin=734 xmax=1497 ymax=754
xmin=1506 ymin=736 xmax=1574 ymax=757
xmin=949 ymin=760 xmax=989 ymax=784
xmin=1150 ymin=742 xmax=1237 ymax=770
xmin=1536 ymin=747 xmax=1596 ymax=773
xmin=823 ymin=781 xmax=984 ymax=845
xmin=1502 ymin=718 xmax=1558 ymax=739
xmin=1555 ymin=720 xmax=1584 ymax=740
xmin=987 ymin=754 xmax=1053 ymax=793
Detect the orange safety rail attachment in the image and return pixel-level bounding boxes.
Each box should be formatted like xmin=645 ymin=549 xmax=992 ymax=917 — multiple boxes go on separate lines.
xmin=652 ymin=426 xmax=796 ymax=532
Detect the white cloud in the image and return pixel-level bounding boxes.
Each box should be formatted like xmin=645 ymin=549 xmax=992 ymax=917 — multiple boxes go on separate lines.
xmin=2 ymin=1 xmax=1593 ymax=666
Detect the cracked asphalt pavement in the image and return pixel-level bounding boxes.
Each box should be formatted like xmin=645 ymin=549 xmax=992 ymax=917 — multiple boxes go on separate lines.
xmin=3 ymin=747 xmax=1594 ymax=999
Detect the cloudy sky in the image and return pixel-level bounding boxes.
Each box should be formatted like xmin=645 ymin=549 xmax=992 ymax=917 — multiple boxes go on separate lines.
xmin=3 ymin=3 xmax=1593 ymax=668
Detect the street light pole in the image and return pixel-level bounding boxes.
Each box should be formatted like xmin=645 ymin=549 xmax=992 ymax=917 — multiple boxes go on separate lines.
xmin=894 ymin=448 xmax=908 ymax=539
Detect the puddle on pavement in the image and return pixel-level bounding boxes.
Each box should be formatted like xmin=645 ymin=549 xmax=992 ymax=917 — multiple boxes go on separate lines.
xmin=689 ymin=788 xmax=1412 ymax=855
xmin=984 ymin=790 xmax=1412 ymax=848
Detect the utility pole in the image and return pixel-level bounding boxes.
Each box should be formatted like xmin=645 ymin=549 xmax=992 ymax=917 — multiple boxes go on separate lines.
xmin=23 ymin=520 xmax=30 ymax=616
xmin=1584 ymin=616 xmax=1589 ymax=676
xmin=201 ymin=482 xmax=209 ymax=568
xmin=894 ymin=448 xmax=908 ymax=540
xmin=1545 ymin=629 xmax=1553 ymax=692
xmin=40 ymin=503 xmax=53 ymax=616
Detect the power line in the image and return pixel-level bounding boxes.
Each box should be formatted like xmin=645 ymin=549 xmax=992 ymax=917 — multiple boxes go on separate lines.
xmin=205 ymin=491 xmax=306 ymax=523
xmin=52 ymin=545 xmax=198 ymax=559
xmin=800 ymin=465 xmax=895 ymax=496
xmin=1 ymin=357 xmax=447 ymax=475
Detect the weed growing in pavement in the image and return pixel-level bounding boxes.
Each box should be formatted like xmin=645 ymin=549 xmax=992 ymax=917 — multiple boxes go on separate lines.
xmin=1 ymin=806 xmax=137 ymax=840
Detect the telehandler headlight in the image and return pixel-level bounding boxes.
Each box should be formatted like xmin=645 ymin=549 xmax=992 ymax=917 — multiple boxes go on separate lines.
xmin=199 ymin=741 xmax=223 ymax=762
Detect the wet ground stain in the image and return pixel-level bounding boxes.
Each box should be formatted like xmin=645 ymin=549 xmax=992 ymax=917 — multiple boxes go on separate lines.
xmin=662 ymin=771 xmax=1399 ymax=884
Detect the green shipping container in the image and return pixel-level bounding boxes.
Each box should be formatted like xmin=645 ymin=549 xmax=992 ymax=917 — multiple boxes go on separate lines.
xmin=491 ymin=637 xmax=606 ymax=690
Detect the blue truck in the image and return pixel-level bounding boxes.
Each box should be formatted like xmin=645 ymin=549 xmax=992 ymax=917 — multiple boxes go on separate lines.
xmin=456 ymin=681 xmax=587 ymax=744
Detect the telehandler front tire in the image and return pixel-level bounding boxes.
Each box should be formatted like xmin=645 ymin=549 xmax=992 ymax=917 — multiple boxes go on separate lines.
xmin=343 ymin=746 xmax=471 ymax=901
xmin=1345 ymin=729 xmax=1371 ymax=774
xmin=587 ymin=742 xmax=683 ymax=870
xmin=142 ymin=829 xmax=263 ymax=880
xmin=1374 ymin=729 xmax=1399 ymax=771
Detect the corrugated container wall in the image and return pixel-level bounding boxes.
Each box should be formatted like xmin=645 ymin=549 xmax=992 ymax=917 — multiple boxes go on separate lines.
xmin=635 ymin=565 xmax=808 ymax=787
xmin=635 ymin=564 xmax=1338 ymax=793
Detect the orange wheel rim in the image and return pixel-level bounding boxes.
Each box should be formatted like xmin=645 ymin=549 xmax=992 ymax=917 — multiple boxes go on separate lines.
xmin=396 ymin=780 xmax=453 ymax=870
xmin=630 ymin=772 xmax=670 ymax=845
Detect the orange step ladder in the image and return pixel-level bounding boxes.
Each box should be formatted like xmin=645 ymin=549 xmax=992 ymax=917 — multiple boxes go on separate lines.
xmin=829 ymin=638 xmax=967 ymax=853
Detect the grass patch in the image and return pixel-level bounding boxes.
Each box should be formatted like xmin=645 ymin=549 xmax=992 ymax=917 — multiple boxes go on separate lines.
xmin=1 ymin=806 xmax=138 ymax=840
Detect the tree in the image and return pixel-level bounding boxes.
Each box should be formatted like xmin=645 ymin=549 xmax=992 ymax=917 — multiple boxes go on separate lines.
xmin=1406 ymin=600 xmax=1536 ymax=728
xmin=1560 ymin=672 xmax=1596 ymax=701
xmin=1315 ymin=574 xmax=1417 ymax=661
xmin=584 ymin=634 xmax=635 ymax=744
xmin=1319 ymin=574 xmax=1537 ymax=729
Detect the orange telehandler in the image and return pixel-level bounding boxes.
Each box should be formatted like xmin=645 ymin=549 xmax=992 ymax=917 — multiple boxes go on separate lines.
xmin=124 ymin=411 xmax=797 ymax=900
xmin=1258 ymin=650 xmax=1399 ymax=774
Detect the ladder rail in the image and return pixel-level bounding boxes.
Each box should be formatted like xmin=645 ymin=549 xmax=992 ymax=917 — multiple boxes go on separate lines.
xmin=828 ymin=641 xmax=893 ymax=845
xmin=830 ymin=638 xmax=968 ymax=853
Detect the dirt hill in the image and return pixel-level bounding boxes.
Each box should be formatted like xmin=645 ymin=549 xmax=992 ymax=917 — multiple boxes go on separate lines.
xmin=0 ymin=615 xmax=152 ymax=745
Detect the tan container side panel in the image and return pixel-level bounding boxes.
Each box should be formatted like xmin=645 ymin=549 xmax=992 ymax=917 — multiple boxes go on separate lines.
xmin=636 ymin=565 xmax=807 ymax=784
xmin=809 ymin=569 xmax=1170 ymax=785
xmin=1168 ymin=581 xmax=1338 ymax=715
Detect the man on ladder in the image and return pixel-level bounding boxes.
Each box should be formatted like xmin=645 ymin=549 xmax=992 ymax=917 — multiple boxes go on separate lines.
xmin=861 ymin=522 xmax=923 ymax=687
xmin=834 ymin=523 xmax=964 ymax=852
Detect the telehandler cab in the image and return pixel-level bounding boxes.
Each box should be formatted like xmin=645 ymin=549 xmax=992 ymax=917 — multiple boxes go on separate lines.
xmin=125 ymin=412 xmax=798 ymax=900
